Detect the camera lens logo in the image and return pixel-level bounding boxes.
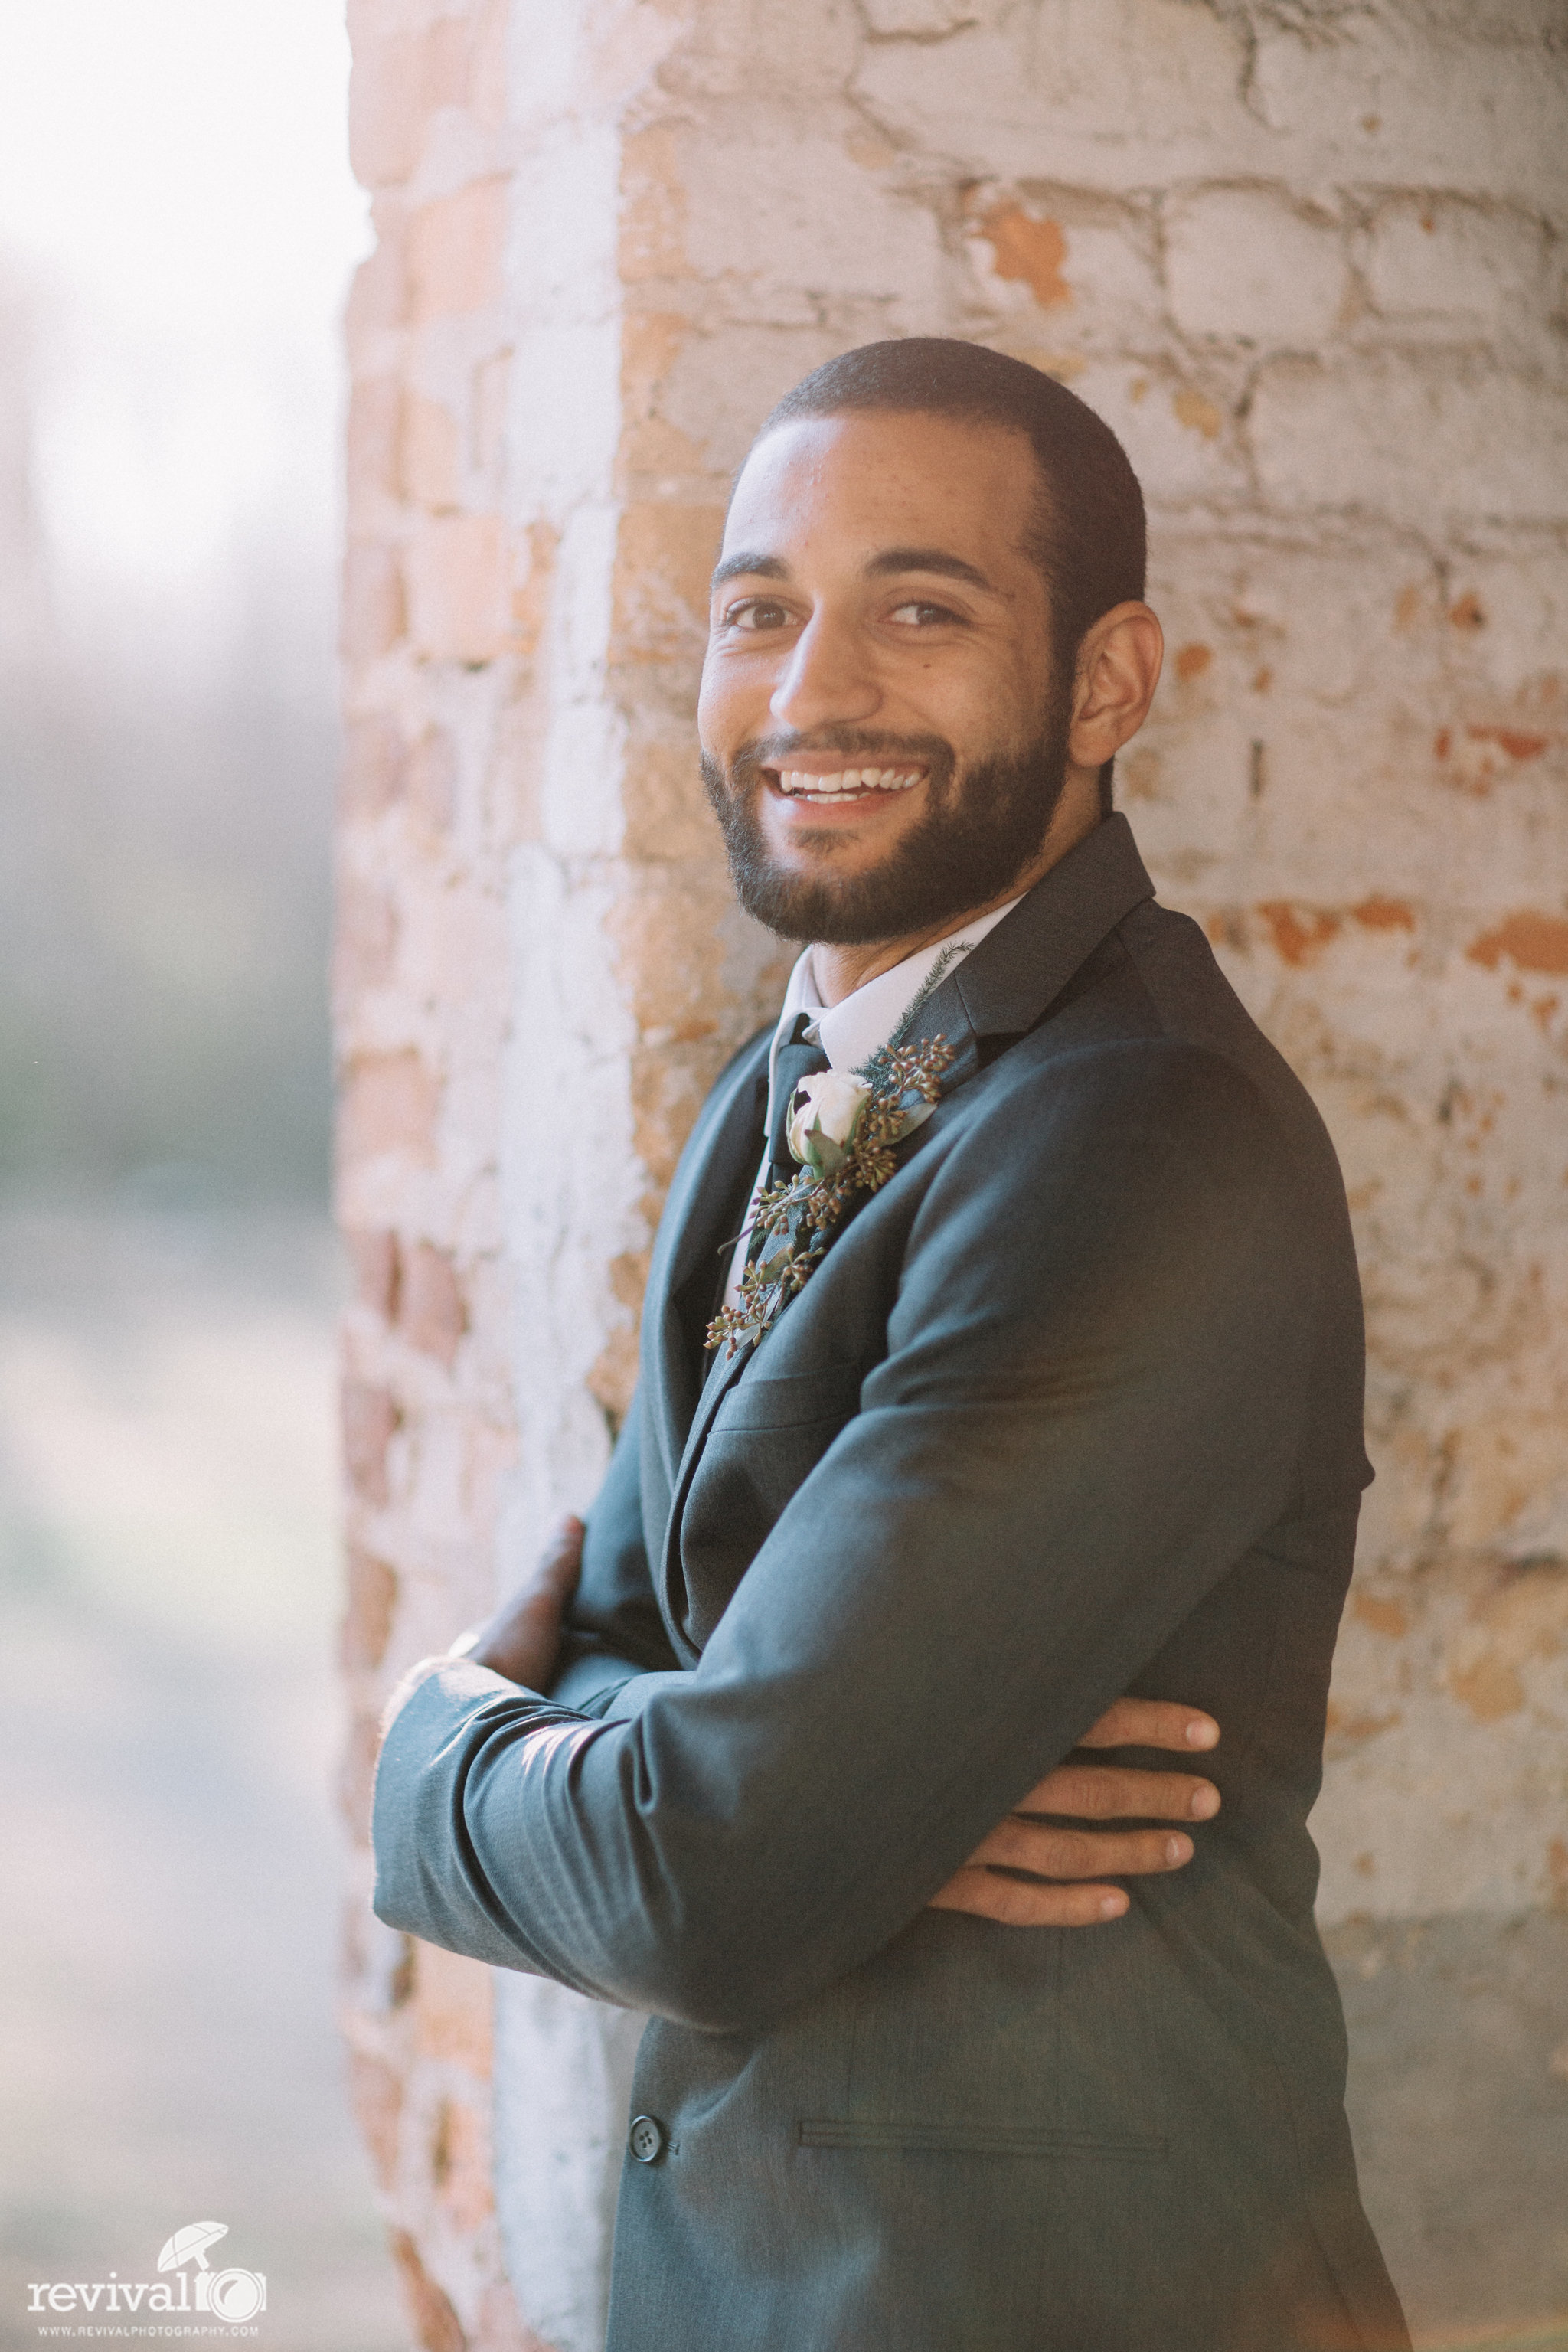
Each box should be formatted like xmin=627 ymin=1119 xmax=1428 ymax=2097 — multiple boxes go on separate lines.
xmin=157 ymin=2223 xmax=268 ymax=2324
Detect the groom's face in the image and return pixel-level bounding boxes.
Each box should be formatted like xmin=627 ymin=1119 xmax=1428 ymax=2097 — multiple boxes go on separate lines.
xmin=697 ymin=409 xmax=1070 ymax=945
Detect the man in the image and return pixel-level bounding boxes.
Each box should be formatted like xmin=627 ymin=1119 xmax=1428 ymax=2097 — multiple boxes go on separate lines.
xmin=373 ymin=341 xmax=1409 ymax=2350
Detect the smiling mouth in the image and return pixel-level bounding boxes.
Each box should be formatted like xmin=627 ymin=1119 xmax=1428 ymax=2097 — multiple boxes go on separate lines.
xmin=770 ymin=766 xmax=925 ymax=802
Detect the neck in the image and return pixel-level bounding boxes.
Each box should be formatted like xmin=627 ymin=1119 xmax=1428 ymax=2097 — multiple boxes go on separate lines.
xmin=809 ymin=765 xmax=1102 ymax=1007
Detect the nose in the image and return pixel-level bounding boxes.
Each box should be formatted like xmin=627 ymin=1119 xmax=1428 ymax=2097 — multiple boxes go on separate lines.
xmin=769 ymin=610 xmax=880 ymax=734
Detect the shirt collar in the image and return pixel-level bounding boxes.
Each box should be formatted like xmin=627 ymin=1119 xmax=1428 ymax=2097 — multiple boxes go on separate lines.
xmin=768 ymin=897 xmax=1021 ymax=1102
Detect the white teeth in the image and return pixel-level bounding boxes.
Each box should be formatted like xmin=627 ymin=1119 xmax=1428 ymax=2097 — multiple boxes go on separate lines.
xmin=776 ymin=767 xmax=923 ymax=797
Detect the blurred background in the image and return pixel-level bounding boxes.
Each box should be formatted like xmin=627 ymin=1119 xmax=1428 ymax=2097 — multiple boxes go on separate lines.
xmin=0 ymin=1 xmax=407 ymax=2341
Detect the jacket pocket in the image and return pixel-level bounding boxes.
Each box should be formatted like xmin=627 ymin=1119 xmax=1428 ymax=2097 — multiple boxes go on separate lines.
xmin=799 ymin=2119 xmax=1166 ymax=2161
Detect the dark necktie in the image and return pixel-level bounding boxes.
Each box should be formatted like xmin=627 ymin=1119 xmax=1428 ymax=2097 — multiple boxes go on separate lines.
xmin=708 ymin=1018 xmax=831 ymax=1369
xmin=766 ymin=1013 xmax=831 ymax=1192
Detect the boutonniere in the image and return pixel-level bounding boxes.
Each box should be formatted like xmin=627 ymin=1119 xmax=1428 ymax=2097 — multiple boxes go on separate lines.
xmin=707 ymin=1035 xmax=956 ymax=1357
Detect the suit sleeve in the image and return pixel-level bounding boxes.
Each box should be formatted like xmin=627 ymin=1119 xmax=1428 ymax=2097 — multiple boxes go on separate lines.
xmin=547 ymin=1386 xmax=681 ymax=1716
xmin=373 ymin=1041 xmax=1316 ymax=2028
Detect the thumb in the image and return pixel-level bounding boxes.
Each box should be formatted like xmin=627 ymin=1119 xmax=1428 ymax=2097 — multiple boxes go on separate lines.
xmin=534 ymin=1514 xmax=585 ymax=1600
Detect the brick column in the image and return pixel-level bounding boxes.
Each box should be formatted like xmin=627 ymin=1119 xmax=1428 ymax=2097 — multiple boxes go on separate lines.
xmin=336 ymin=5 xmax=1568 ymax=2344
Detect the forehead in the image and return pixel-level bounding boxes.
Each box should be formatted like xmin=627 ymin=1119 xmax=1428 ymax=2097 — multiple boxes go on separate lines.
xmin=722 ymin=410 xmax=1041 ymax=571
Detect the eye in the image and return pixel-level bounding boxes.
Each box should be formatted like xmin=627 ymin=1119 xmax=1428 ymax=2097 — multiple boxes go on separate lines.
xmin=722 ymin=597 xmax=792 ymax=632
xmin=887 ymin=599 xmax=962 ymax=628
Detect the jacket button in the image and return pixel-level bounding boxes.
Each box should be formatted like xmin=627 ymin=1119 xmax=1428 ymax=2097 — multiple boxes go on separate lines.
xmin=628 ymin=2114 xmax=666 ymax=2165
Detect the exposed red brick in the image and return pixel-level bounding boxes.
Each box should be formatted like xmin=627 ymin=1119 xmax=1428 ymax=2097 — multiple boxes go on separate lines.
xmin=351 ymin=23 xmax=470 ymax=188
xmin=413 ymin=1942 xmax=494 ymax=2071
xmin=346 ymin=1227 xmax=401 ymax=1321
xmin=341 ymin=540 xmax=407 ymax=662
xmin=978 ymin=204 xmax=1071 ymax=308
xmin=408 ymin=179 xmax=507 ymax=322
xmin=339 ymin=1050 xmax=441 ymax=1166
xmin=407 ymin=514 xmax=510 ymax=664
xmin=401 ymin=1242 xmax=469 ymax=1366
xmin=349 ymin=2049 xmax=404 ymax=2191
xmin=342 ymin=1377 xmax=402 ymax=1508
xmin=342 ymin=1544 xmax=399 ymax=1671
xmin=1352 ymin=1591 xmax=1410 ymax=1638
xmin=335 ymin=874 xmax=400 ymax=996
xmin=1448 ymin=590 xmax=1487 ymax=629
xmin=1549 ymin=1837 xmax=1568 ymax=1910
xmin=1465 ymin=723 xmax=1550 ymax=762
xmin=1467 ymin=912 xmax=1568 ymax=978
xmin=341 ymin=714 xmax=407 ymax=818
xmin=1173 ymin=387 xmax=1222 ymax=439
xmin=401 ymin=391 xmax=462 ymax=511
xmin=409 ymin=728 xmax=459 ymax=831
xmin=432 ymin=2096 xmax=494 ymax=2234
xmin=346 ymin=377 xmax=402 ymax=508
xmin=1256 ymin=900 xmax=1342 ymax=968
xmin=1352 ymin=895 xmax=1416 ymax=932
xmin=389 ymin=2229 xmax=467 ymax=2352
xmin=345 ymin=211 xmax=407 ymax=347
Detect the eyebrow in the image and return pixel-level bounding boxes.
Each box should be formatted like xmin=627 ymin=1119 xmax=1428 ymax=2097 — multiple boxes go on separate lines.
xmin=710 ymin=550 xmax=787 ymax=589
xmin=864 ymin=547 xmax=996 ymax=592
xmin=710 ymin=546 xmax=998 ymax=593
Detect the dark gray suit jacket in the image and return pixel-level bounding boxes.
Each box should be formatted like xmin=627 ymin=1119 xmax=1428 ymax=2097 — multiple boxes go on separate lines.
xmin=373 ymin=816 xmax=1410 ymax=2351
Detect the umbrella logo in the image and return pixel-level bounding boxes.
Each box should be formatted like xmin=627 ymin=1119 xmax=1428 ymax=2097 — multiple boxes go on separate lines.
xmin=157 ymin=2221 xmax=267 ymax=2324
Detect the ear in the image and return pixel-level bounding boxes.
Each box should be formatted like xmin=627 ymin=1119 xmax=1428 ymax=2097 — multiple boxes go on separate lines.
xmin=1067 ymin=602 xmax=1165 ymax=769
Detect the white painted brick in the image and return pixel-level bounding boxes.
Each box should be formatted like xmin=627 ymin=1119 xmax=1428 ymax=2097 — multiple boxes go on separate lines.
xmin=680 ymin=134 xmax=946 ymax=312
xmin=854 ymin=2 xmax=1254 ymax=188
xmin=661 ymin=323 xmax=842 ymax=472
xmin=1075 ymin=359 xmax=1247 ymax=505
xmin=963 ymin=200 xmax=1164 ymax=353
xmin=1249 ymin=16 xmax=1568 ymax=207
xmin=1165 ymin=187 xmax=1348 ymax=345
xmin=661 ymin=0 xmax=861 ymax=103
xmin=862 ymin=0 xmax=975 ymax=30
xmin=1364 ymin=199 xmax=1547 ymax=335
xmin=1249 ymin=353 xmax=1568 ymax=531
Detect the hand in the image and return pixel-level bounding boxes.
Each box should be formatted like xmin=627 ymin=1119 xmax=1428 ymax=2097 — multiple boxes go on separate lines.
xmin=465 ymin=1516 xmax=585 ymax=1690
xmin=929 ymin=1698 xmax=1220 ymax=1929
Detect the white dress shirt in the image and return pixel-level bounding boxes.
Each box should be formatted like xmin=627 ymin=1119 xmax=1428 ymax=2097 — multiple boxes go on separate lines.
xmin=721 ymin=898 xmax=1021 ymax=1312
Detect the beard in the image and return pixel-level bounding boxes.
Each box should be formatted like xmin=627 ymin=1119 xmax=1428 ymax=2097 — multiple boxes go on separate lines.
xmin=700 ymin=701 xmax=1073 ymax=946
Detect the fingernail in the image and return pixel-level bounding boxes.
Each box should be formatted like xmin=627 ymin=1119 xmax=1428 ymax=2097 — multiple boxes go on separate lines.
xmin=1185 ymin=1717 xmax=1219 ymax=1748
xmin=1099 ymin=1893 xmax=1126 ymax=1919
xmin=1165 ymin=1835 xmax=1192 ymax=1864
xmin=1190 ymin=1785 xmax=1220 ymax=1820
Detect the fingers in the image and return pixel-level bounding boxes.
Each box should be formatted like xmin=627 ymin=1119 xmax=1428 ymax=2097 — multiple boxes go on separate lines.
xmin=929 ymin=1869 xmax=1129 ymax=1929
xmin=466 ymin=1516 xmax=586 ymax=1686
xmin=1078 ymin=1697 xmax=1218 ymax=1753
xmin=1011 ymin=1763 xmax=1220 ymax=1824
xmin=965 ymin=1818 xmax=1197 ymax=1883
xmin=533 ymin=1514 xmax=585 ymax=1600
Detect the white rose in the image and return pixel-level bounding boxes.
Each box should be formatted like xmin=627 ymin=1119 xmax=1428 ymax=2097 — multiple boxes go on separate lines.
xmin=786 ymin=1067 xmax=871 ymax=1173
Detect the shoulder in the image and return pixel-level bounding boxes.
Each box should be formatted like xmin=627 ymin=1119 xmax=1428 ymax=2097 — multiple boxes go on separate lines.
xmin=959 ymin=1032 xmax=1286 ymax=1174
xmin=910 ymin=1035 xmax=1302 ymax=1285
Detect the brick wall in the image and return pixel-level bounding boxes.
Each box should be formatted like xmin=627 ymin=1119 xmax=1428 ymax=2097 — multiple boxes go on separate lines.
xmin=337 ymin=5 xmax=1568 ymax=2344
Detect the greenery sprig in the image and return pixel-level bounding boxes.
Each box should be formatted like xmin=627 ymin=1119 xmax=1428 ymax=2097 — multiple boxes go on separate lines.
xmin=706 ymin=1034 xmax=956 ymax=1357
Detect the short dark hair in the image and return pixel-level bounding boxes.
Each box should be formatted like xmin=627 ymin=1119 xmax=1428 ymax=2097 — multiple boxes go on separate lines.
xmin=756 ymin=338 xmax=1147 ymax=814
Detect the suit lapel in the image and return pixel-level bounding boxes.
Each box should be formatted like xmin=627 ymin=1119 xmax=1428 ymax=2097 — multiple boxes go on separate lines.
xmin=642 ymin=1031 xmax=771 ymax=1508
xmin=900 ymin=812 xmax=1155 ymax=1067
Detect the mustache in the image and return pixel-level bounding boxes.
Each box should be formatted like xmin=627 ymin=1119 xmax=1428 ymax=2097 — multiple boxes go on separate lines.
xmin=725 ymin=728 xmax=957 ymax=792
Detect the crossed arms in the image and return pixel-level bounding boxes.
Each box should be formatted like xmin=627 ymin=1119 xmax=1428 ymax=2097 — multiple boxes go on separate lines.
xmin=373 ymin=1043 xmax=1312 ymax=2028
